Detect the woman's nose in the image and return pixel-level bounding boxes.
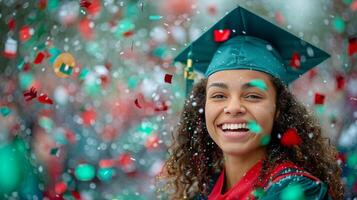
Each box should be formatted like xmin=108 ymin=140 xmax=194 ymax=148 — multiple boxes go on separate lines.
xmin=223 ymin=98 xmax=246 ymax=115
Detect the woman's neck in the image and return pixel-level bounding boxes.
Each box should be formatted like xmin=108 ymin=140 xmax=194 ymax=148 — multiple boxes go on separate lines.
xmin=222 ymin=148 xmax=266 ymax=193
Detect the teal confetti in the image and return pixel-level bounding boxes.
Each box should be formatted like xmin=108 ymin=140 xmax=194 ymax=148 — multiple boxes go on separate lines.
xmin=75 ymin=164 xmax=95 ymax=181
xmin=139 ymin=122 xmax=154 ymax=135
xmin=343 ymin=0 xmax=353 ymax=4
xmin=50 ymin=148 xmax=59 ymax=155
xmin=127 ymin=76 xmax=139 ymax=89
xmin=248 ymin=120 xmax=262 ymax=134
xmin=248 ymin=79 xmax=267 ymax=91
xmin=149 ymin=15 xmax=163 ymax=21
xmin=314 ymin=105 xmax=325 ymax=116
xmin=48 ymin=47 xmax=61 ymax=64
xmin=260 ymin=134 xmax=271 ymax=146
xmin=17 ymin=58 xmax=25 ymax=70
xmin=332 ymin=17 xmax=345 ymax=33
xmin=115 ymin=19 xmax=135 ymax=37
xmin=0 ymin=106 xmax=11 ymax=117
xmin=19 ymin=72 xmax=34 ymax=90
xmin=78 ymin=68 xmax=90 ymax=80
xmin=38 ymin=117 xmax=54 ymax=132
xmin=47 ymin=0 xmax=59 ymax=12
xmin=98 ymin=167 xmax=115 ymax=182
xmin=281 ymin=183 xmax=305 ymax=200
xmin=347 ymin=152 xmax=357 ymax=168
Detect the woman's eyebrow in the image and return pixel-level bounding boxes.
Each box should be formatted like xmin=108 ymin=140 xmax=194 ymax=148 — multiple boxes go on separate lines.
xmin=207 ymin=82 xmax=228 ymax=89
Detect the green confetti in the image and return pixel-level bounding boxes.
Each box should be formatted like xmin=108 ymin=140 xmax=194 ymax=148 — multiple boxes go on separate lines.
xmin=0 ymin=106 xmax=11 ymax=117
xmin=260 ymin=134 xmax=271 ymax=146
xmin=38 ymin=117 xmax=54 ymax=132
xmin=332 ymin=17 xmax=345 ymax=33
xmin=252 ymin=187 xmax=266 ymax=198
xmin=50 ymin=148 xmax=59 ymax=155
xmin=19 ymin=73 xmax=35 ymax=90
xmin=248 ymin=79 xmax=267 ymax=91
xmin=48 ymin=47 xmax=61 ymax=64
xmin=343 ymin=0 xmax=353 ymax=4
xmin=149 ymin=15 xmax=163 ymax=20
xmin=75 ymin=164 xmax=95 ymax=181
xmin=347 ymin=152 xmax=357 ymax=168
xmin=78 ymin=68 xmax=90 ymax=80
xmin=115 ymin=19 xmax=135 ymax=37
xmin=47 ymin=0 xmax=59 ymax=12
xmin=248 ymin=120 xmax=262 ymax=134
xmin=98 ymin=167 xmax=115 ymax=182
xmin=139 ymin=122 xmax=154 ymax=135
xmin=314 ymin=105 xmax=325 ymax=116
xmin=17 ymin=58 xmax=25 ymax=70
xmin=281 ymin=183 xmax=305 ymax=200
xmin=127 ymin=76 xmax=139 ymax=89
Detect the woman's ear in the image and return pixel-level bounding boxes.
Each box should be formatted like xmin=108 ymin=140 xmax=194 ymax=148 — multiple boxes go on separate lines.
xmin=275 ymin=109 xmax=280 ymax=120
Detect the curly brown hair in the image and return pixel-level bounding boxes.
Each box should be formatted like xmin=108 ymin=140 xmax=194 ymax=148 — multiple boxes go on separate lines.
xmin=160 ymin=76 xmax=344 ymax=200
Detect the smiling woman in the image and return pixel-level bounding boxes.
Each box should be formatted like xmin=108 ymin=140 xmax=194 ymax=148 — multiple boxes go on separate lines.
xmin=160 ymin=6 xmax=343 ymax=200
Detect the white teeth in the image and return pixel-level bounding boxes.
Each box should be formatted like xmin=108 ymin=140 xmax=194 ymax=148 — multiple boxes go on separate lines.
xmin=222 ymin=123 xmax=247 ymax=130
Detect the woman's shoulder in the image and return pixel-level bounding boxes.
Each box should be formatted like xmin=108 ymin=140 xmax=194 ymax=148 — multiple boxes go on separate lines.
xmin=259 ymin=161 xmax=332 ymax=200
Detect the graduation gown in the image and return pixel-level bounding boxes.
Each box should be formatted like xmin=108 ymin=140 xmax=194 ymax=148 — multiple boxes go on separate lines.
xmin=206 ymin=160 xmax=332 ymax=200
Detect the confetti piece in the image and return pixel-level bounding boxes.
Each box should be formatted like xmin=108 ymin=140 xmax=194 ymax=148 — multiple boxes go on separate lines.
xmin=72 ymin=191 xmax=82 ymax=200
xmin=281 ymin=128 xmax=302 ymax=147
xmin=145 ymin=135 xmax=159 ymax=149
xmin=115 ymin=19 xmax=135 ymax=37
xmin=336 ymin=74 xmax=345 ymax=90
xmin=248 ymin=79 xmax=267 ymax=91
xmin=34 ymin=52 xmax=45 ymax=64
xmin=118 ymin=153 xmax=134 ymax=167
xmin=38 ymin=93 xmax=54 ymax=105
xmin=252 ymin=187 xmax=266 ymax=198
xmin=348 ymin=37 xmax=357 ymax=56
xmin=81 ymin=109 xmax=96 ymax=126
xmin=50 ymin=147 xmax=59 ymax=155
xmin=247 ymin=120 xmax=262 ymax=134
xmin=149 ymin=15 xmax=163 ymax=20
xmin=0 ymin=106 xmax=11 ymax=117
xmin=351 ymin=0 xmax=357 ymax=11
xmin=260 ymin=134 xmax=271 ymax=146
xmin=164 ymin=74 xmax=173 ymax=84
xmin=99 ymin=159 xmax=115 ymax=168
xmin=75 ymin=164 xmax=95 ymax=181
xmin=38 ymin=0 xmax=47 ymax=10
xmin=2 ymin=37 xmax=17 ymax=59
xmin=275 ymin=11 xmax=285 ymax=25
xmin=154 ymin=101 xmax=169 ymax=112
xmin=332 ymin=17 xmax=346 ymax=33
xmin=207 ymin=4 xmax=217 ymax=16
xmin=213 ymin=29 xmax=231 ymax=42
xmin=8 ymin=19 xmax=15 ymax=30
xmin=86 ymin=0 xmax=101 ymax=16
xmin=80 ymin=0 xmax=91 ymax=8
xmin=79 ymin=18 xmax=95 ymax=40
xmin=343 ymin=0 xmax=353 ymax=4
xmin=347 ymin=152 xmax=357 ymax=168
xmin=55 ymin=181 xmax=67 ymax=194
xmin=39 ymin=116 xmax=54 ymax=132
xmin=98 ymin=167 xmax=115 ymax=182
xmin=281 ymin=183 xmax=305 ymax=200
xmin=123 ymin=31 xmax=135 ymax=38
xmin=78 ymin=67 xmax=89 ymax=80
xmin=23 ymin=87 xmax=37 ymax=101
xmin=53 ymin=52 xmax=76 ymax=78
xmin=314 ymin=93 xmax=325 ymax=105
xmin=289 ymin=52 xmax=300 ymax=69
xmin=19 ymin=25 xmax=33 ymax=42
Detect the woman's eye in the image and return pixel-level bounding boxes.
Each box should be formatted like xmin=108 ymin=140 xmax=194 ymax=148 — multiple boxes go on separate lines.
xmin=211 ymin=94 xmax=225 ymax=99
xmin=246 ymin=94 xmax=262 ymax=99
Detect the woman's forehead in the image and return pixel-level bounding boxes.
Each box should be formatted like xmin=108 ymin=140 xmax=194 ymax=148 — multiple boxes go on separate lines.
xmin=207 ymin=70 xmax=274 ymax=87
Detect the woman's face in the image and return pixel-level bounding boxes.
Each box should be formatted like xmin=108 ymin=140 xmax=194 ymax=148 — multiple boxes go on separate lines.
xmin=205 ymin=70 xmax=278 ymax=156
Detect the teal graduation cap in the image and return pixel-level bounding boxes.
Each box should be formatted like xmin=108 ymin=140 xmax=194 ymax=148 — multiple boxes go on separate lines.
xmin=174 ymin=6 xmax=330 ymax=94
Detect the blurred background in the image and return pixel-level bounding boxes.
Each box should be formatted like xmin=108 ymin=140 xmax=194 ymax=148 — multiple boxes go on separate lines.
xmin=0 ymin=0 xmax=356 ymax=199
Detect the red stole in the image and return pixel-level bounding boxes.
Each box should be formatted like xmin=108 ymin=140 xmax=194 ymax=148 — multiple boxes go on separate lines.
xmin=208 ymin=160 xmax=314 ymax=200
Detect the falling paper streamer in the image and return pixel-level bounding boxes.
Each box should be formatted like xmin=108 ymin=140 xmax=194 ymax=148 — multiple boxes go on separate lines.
xmin=247 ymin=120 xmax=262 ymax=134
xmin=289 ymin=52 xmax=301 ymax=69
xmin=248 ymin=79 xmax=267 ymax=91
xmin=3 ymin=37 xmax=17 ymax=58
xmin=38 ymin=93 xmax=54 ymax=105
xmin=23 ymin=87 xmax=37 ymax=102
xmin=213 ymin=29 xmax=231 ymax=42
xmin=33 ymin=52 xmax=45 ymax=64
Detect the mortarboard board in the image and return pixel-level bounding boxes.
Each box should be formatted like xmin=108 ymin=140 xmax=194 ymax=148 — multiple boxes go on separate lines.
xmin=174 ymin=6 xmax=330 ymax=94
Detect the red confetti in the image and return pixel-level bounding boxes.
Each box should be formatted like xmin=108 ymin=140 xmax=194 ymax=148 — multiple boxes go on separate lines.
xmin=154 ymin=101 xmax=168 ymax=112
xmin=71 ymin=191 xmax=82 ymax=200
xmin=78 ymin=18 xmax=94 ymax=40
xmin=34 ymin=52 xmax=45 ymax=64
xmin=351 ymin=0 xmax=357 ymax=11
xmin=164 ymin=74 xmax=173 ymax=84
xmin=8 ymin=19 xmax=15 ymax=30
xmin=336 ymin=74 xmax=345 ymax=90
xmin=289 ymin=52 xmax=301 ymax=69
xmin=55 ymin=182 xmax=67 ymax=194
xmin=80 ymin=0 xmax=92 ymax=8
xmin=281 ymin=128 xmax=302 ymax=147
xmin=118 ymin=153 xmax=133 ymax=167
xmin=38 ymin=93 xmax=54 ymax=105
xmin=207 ymin=4 xmax=217 ymax=16
xmin=213 ymin=29 xmax=231 ymax=42
xmin=19 ymin=25 xmax=32 ymax=42
xmin=99 ymin=159 xmax=115 ymax=168
xmin=38 ymin=0 xmax=47 ymax=10
xmin=275 ymin=11 xmax=285 ymax=25
xmin=86 ymin=0 xmax=101 ymax=16
xmin=145 ymin=135 xmax=159 ymax=149
xmin=308 ymin=68 xmax=318 ymax=80
xmin=65 ymin=130 xmax=77 ymax=144
xmin=314 ymin=93 xmax=325 ymax=105
xmin=23 ymin=87 xmax=37 ymax=101
xmin=23 ymin=62 xmax=31 ymax=71
xmin=123 ymin=31 xmax=135 ymax=38
xmin=348 ymin=37 xmax=357 ymax=56
xmin=81 ymin=109 xmax=96 ymax=126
